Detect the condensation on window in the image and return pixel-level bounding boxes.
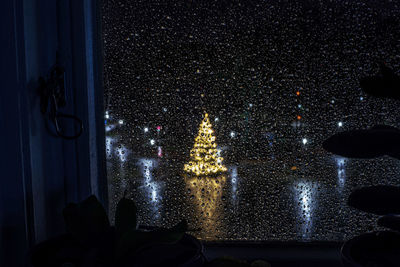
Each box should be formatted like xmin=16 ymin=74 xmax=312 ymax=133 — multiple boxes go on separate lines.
xmin=102 ymin=0 xmax=400 ymax=241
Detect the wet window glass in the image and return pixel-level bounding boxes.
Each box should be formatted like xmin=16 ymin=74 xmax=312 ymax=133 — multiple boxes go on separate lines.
xmin=102 ymin=0 xmax=400 ymax=241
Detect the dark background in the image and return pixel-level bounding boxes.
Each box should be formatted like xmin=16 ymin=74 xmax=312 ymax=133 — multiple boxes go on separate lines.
xmin=102 ymin=0 xmax=400 ymax=241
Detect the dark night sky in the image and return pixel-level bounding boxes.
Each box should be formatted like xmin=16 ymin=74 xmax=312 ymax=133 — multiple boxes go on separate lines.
xmin=102 ymin=0 xmax=400 ymax=147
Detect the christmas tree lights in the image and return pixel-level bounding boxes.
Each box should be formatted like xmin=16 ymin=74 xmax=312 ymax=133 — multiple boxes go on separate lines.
xmin=184 ymin=113 xmax=227 ymax=176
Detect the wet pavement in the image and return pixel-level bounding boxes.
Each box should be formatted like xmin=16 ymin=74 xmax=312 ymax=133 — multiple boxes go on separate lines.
xmin=106 ymin=134 xmax=400 ymax=242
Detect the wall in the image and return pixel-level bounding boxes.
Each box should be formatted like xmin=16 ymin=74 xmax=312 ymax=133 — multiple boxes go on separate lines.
xmin=0 ymin=0 xmax=106 ymax=266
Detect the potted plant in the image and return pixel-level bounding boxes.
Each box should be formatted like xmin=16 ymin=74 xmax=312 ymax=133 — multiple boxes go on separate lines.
xmin=30 ymin=195 xmax=204 ymax=267
xmin=323 ymin=63 xmax=400 ymax=266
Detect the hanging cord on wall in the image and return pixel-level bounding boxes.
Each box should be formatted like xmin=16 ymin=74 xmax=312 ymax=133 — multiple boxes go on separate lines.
xmin=35 ymin=0 xmax=83 ymax=140
xmin=38 ymin=65 xmax=83 ymax=139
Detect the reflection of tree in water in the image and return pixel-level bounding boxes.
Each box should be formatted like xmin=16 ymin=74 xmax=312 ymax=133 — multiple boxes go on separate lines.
xmin=184 ymin=175 xmax=226 ymax=240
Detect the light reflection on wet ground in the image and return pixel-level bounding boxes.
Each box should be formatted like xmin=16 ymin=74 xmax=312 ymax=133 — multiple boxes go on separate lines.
xmin=107 ymin=138 xmax=400 ymax=241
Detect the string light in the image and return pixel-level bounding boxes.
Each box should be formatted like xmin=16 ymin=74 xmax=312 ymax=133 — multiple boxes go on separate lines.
xmin=184 ymin=113 xmax=227 ymax=176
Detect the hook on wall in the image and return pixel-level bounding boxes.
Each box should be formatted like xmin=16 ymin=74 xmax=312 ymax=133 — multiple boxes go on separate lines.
xmin=38 ymin=65 xmax=83 ymax=139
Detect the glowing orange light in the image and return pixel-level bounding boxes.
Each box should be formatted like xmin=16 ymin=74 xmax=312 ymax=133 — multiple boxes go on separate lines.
xmin=297 ymin=115 xmax=301 ymax=120
xmin=296 ymin=91 xmax=300 ymax=96
xmin=291 ymin=166 xmax=298 ymax=171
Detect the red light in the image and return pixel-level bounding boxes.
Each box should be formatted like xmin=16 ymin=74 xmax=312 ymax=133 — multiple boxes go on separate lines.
xmin=157 ymin=126 xmax=161 ymax=131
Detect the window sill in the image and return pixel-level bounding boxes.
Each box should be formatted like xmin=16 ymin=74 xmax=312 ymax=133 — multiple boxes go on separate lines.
xmin=203 ymin=241 xmax=342 ymax=266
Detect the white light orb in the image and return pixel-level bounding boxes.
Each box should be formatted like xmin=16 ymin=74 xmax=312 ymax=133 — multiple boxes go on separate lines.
xmin=118 ymin=120 xmax=124 ymax=125
xmin=150 ymin=139 xmax=155 ymax=145
xmin=338 ymin=122 xmax=343 ymax=127
xmin=144 ymin=127 xmax=149 ymax=133
xmin=302 ymin=138 xmax=308 ymax=145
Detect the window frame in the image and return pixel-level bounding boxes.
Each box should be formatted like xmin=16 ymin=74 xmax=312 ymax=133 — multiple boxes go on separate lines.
xmin=67 ymin=0 xmax=108 ymax=206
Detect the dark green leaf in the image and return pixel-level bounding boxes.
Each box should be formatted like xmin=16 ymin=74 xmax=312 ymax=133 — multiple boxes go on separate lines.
xmin=63 ymin=195 xmax=110 ymax=244
xmin=115 ymin=197 xmax=137 ymax=239
xmin=79 ymin=195 xmax=110 ymax=233
xmin=62 ymin=203 xmax=82 ymax=239
xmin=116 ymin=220 xmax=187 ymax=260
xmin=170 ymin=219 xmax=188 ymax=233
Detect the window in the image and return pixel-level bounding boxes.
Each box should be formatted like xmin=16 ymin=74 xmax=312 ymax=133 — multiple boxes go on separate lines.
xmin=102 ymin=1 xmax=400 ymax=241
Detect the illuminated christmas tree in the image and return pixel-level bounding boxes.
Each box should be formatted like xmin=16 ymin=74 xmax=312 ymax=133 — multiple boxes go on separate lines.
xmin=184 ymin=113 xmax=227 ymax=176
